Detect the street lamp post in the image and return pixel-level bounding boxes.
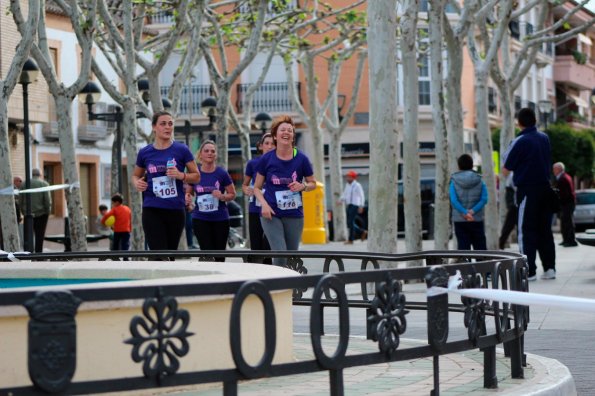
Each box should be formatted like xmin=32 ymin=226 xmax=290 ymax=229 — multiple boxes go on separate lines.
xmin=538 ymin=99 xmax=553 ymax=130
xmin=78 ymin=80 xmax=171 ymax=194
xmin=19 ymin=58 xmax=40 ymax=253
xmin=181 ymin=97 xmax=217 ymax=148
xmin=254 ymin=112 xmax=273 ymax=134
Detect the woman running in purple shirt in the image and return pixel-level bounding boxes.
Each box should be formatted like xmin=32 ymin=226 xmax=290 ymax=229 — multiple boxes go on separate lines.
xmin=132 ymin=111 xmax=200 ymax=250
xmin=253 ymin=115 xmax=316 ymax=266
xmin=187 ymin=140 xmax=236 ymax=261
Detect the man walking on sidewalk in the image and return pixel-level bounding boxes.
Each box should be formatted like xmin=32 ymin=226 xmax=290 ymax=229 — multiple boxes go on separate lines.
xmin=553 ymin=162 xmax=578 ymax=247
xmin=340 ymin=171 xmax=366 ymax=244
xmin=503 ymin=108 xmax=556 ymax=281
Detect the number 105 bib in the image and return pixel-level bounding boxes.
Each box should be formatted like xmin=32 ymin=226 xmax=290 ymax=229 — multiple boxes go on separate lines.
xmin=152 ymin=176 xmax=178 ymax=198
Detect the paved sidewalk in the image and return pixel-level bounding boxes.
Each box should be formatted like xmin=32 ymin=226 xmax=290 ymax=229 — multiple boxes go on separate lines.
xmin=144 ymin=335 xmax=573 ymax=396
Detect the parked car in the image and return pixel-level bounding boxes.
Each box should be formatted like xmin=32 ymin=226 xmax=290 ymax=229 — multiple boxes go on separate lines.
xmin=574 ymin=189 xmax=595 ymax=231
xmin=398 ymin=178 xmax=435 ymax=239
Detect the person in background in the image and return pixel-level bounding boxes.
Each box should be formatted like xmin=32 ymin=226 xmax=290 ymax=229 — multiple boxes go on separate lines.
xmin=243 ymin=132 xmax=275 ymax=263
xmin=97 ymin=204 xmax=113 ymax=250
xmin=19 ymin=168 xmax=51 ymax=253
xmin=553 ymin=162 xmax=578 ymax=247
xmin=449 ymin=154 xmax=488 ymax=251
xmin=253 ymin=115 xmax=317 ymax=267
xmin=133 ymin=111 xmax=200 ymax=251
xmin=340 ymin=170 xmax=366 ymax=244
xmin=499 ymin=172 xmax=518 ymax=249
xmin=184 ymin=183 xmax=197 ymax=249
xmin=503 ymin=107 xmax=556 ymax=281
xmin=188 ymin=140 xmax=236 ymax=261
xmin=101 ymin=194 xmax=132 ymax=252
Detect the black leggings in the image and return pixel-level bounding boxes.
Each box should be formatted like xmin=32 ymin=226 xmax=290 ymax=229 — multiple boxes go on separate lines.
xmin=142 ymin=207 xmax=186 ymax=250
xmin=249 ymin=212 xmax=271 ymax=264
xmin=192 ymin=218 xmax=230 ymax=262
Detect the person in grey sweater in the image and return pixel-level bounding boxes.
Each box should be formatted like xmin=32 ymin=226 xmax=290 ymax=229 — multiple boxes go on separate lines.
xmin=449 ymin=154 xmax=488 ymax=250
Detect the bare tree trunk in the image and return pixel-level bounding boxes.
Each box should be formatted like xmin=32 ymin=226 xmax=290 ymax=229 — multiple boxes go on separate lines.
xmin=367 ymin=0 xmax=399 ymax=262
xmin=0 ymin=102 xmax=21 ymax=251
xmin=400 ymin=0 xmax=422 ymax=258
xmin=429 ymin=0 xmax=451 ymax=250
xmin=445 ymin=41 xmax=465 ymax=173
xmin=329 ymin=131 xmax=348 ymax=241
xmin=0 ymin=0 xmax=41 ymax=251
xmin=474 ymin=78 xmax=499 ymax=249
xmin=55 ymin=96 xmax=88 ymax=251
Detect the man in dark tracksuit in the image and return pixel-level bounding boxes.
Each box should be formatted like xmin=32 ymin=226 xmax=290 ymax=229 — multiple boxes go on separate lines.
xmin=503 ymin=108 xmax=556 ymax=281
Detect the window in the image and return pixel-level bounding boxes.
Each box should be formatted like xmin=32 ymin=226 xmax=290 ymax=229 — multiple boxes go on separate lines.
xmin=418 ymin=53 xmax=431 ymax=105
xmin=509 ymin=20 xmax=520 ymax=40
xmin=514 ymin=95 xmax=522 ymax=115
xmin=488 ymin=87 xmax=498 ymax=114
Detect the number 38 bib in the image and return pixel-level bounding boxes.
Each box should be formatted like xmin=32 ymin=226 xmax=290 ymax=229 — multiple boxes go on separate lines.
xmin=275 ymin=190 xmax=302 ymax=210
xmin=196 ymin=194 xmax=219 ymax=212
xmin=152 ymin=176 xmax=178 ymax=199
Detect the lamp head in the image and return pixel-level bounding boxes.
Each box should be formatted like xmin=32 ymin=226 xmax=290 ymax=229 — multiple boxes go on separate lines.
xmin=78 ymin=81 xmax=102 ymax=105
xmin=162 ymin=97 xmax=172 ymax=111
xmin=255 ymin=112 xmax=273 ymax=131
xmin=200 ymin=97 xmax=217 ymax=117
xmin=137 ymin=79 xmax=150 ymax=104
xmin=538 ymin=99 xmax=552 ymax=114
xmin=19 ymin=58 xmax=39 ymax=85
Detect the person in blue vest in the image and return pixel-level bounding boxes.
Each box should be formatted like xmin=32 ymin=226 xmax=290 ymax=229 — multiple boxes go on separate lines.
xmin=449 ymin=154 xmax=488 ymax=250
xmin=503 ymin=107 xmax=556 ymax=281
xmin=253 ymin=115 xmax=317 ymax=266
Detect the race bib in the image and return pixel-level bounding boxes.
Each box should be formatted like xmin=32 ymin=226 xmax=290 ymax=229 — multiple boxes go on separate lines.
xmin=275 ymin=190 xmax=302 ymax=210
xmin=196 ymin=194 xmax=219 ymax=212
xmin=152 ymin=176 xmax=178 ymax=199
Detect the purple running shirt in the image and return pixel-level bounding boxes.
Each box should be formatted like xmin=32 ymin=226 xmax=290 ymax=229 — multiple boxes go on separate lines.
xmin=191 ymin=166 xmax=234 ymax=221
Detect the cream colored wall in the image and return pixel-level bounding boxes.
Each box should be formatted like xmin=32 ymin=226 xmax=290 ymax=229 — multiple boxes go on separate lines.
xmin=0 ymin=261 xmax=297 ymax=388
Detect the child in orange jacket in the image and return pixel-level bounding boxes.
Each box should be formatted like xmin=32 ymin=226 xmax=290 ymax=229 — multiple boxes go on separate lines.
xmin=101 ymin=194 xmax=132 ymax=252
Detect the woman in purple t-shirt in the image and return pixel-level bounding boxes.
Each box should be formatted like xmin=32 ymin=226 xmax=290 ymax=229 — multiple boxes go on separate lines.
xmin=132 ymin=111 xmax=200 ymax=250
xmin=243 ymin=133 xmax=275 ymax=263
xmin=187 ymin=140 xmax=236 ymax=261
xmin=253 ymin=115 xmax=316 ymax=266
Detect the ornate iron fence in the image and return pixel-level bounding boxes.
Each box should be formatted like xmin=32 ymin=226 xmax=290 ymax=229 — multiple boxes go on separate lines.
xmin=0 ymin=250 xmax=528 ymax=396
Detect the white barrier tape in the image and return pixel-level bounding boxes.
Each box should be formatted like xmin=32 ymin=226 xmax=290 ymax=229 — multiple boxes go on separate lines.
xmin=19 ymin=184 xmax=72 ymax=194
xmin=0 ymin=186 xmax=17 ymax=196
xmin=0 ymin=250 xmax=30 ymax=262
xmin=428 ymin=270 xmax=595 ymax=313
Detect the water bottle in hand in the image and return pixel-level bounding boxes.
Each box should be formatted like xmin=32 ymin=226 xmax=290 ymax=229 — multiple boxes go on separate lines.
xmin=166 ymin=158 xmax=176 ymax=179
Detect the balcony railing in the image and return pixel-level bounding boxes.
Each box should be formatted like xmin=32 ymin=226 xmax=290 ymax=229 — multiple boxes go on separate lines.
xmin=236 ymin=82 xmax=301 ymax=114
xmin=160 ymin=84 xmax=213 ymax=117
xmin=150 ymin=11 xmax=174 ymax=25
xmin=78 ymin=124 xmax=109 ymax=142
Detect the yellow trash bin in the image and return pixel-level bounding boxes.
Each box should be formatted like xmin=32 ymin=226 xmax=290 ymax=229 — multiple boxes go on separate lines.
xmin=301 ymin=181 xmax=327 ymax=244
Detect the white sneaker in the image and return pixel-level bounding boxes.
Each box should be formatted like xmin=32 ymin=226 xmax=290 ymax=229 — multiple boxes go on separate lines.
xmin=541 ymin=269 xmax=556 ymax=280
xmin=528 ymin=275 xmax=537 ymax=281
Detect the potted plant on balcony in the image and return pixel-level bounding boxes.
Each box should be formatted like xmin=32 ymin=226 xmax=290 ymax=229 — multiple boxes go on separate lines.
xmin=572 ymin=50 xmax=587 ymax=65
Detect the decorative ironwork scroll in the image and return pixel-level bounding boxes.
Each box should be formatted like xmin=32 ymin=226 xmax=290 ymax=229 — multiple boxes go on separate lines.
xmin=461 ymin=269 xmax=487 ymax=344
xmin=425 ymin=266 xmax=450 ymax=350
xmin=125 ymin=289 xmax=193 ymax=380
xmin=286 ymin=257 xmax=308 ymax=299
xmin=367 ymin=275 xmax=408 ymax=356
xmin=25 ymin=291 xmax=82 ymax=393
